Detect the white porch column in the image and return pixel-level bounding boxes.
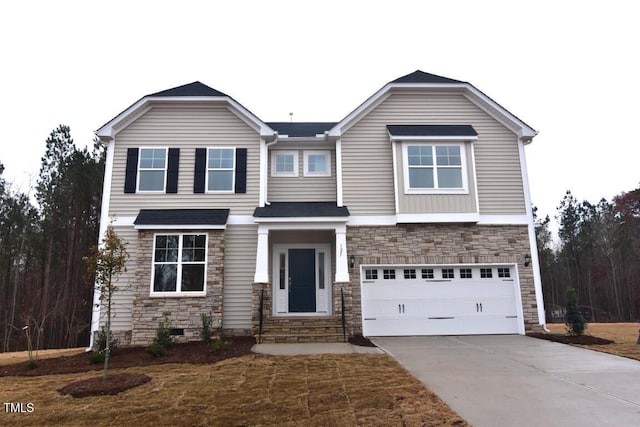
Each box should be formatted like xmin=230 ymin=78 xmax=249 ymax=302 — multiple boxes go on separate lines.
xmin=254 ymin=225 xmax=269 ymax=283
xmin=335 ymin=224 xmax=350 ymax=282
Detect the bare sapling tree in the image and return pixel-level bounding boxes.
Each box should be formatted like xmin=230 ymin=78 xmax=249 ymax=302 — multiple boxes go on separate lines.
xmin=84 ymin=225 xmax=128 ymax=381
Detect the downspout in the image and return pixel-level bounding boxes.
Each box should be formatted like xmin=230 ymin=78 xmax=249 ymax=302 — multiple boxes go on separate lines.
xmin=263 ymin=135 xmax=278 ymax=206
xmin=87 ymin=137 xmax=115 ymax=351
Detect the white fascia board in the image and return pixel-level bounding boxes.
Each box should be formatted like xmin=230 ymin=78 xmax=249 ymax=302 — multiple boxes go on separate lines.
xmin=347 ymin=215 xmax=397 ymax=226
xmin=477 ymin=215 xmax=529 ymax=225
xmin=133 ymin=224 xmax=227 ymax=230
xmin=463 ymin=86 xmax=537 ymax=140
xmin=253 ymin=217 xmax=349 ymax=224
xmin=396 ymin=213 xmax=481 ymax=223
xmin=255 ymin=222 xmax=348 ymax=231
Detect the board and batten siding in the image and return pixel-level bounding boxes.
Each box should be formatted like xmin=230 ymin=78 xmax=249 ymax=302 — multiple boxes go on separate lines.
xmin=395 ymin=142 xmax=477 ymax=214
xmin=222 ymin=224 xmax=257 ymax=331
xmin=98 ymin=226 xmax=136 ymax=332
xmin=109 ymin=104 xmax=261 ymax=217
xmin=267 ymin=148 xmax=337 ymax=202
xmin=341 ymin=92 xmax=526 ymax=216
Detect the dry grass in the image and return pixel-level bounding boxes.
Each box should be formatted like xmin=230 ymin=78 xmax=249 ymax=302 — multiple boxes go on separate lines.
xmin=0 ymin=354 xmax=467 ymax=426
xmin=547 ymin=322 xmax=640 ymax=361
xmin=0 ymin=348 xmax=85 ymax=366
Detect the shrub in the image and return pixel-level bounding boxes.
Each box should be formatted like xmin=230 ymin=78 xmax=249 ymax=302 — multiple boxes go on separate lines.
xmin=25 ymin=359 xmax=38 ymax=369
xmin=209 ymin=337 xmax=230 ymax=353
xmin=88 ymin=352 xmax=105 ymax=364
xmin=95 ymin=326 xmax=119 ymax=353
xmin=146 ymin=316 xmax=175 ymax=357
xmin=565 ymin=286 xmax=587 ymax=336
xmin=200 ymin=313 xmax=214 ymax=344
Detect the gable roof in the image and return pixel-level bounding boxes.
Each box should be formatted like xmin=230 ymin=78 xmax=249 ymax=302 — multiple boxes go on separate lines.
xmin=148 ymin=81 xmax=228 ymax=97
xmin=391 ymin=70 xmax=465 ymax=84
xmin=329 ymin=70 xmax=537 ymax=142
xmin=266 ymin=122 xmax=338 ymax=137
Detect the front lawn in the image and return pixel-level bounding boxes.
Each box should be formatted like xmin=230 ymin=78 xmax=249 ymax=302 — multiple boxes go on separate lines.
xmin=0 ymin=347 xmax=467 ymax=426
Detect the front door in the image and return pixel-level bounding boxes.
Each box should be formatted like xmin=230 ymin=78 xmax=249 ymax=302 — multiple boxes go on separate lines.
xmin=288 ymin=249 xmax=316 ymax=312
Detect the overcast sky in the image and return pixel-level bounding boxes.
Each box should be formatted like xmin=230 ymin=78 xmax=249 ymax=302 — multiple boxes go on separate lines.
xmin=1 ymin=1 xmax=638 ymax=228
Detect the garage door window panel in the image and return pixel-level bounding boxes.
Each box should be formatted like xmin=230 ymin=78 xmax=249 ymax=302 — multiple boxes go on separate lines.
xmin=481 ymin=268 xmax=493 ymax=278
xmin=383 ymin=269 xmax=396 ymax=280
xmin=442 ymin=268 xmax=454 ymax=279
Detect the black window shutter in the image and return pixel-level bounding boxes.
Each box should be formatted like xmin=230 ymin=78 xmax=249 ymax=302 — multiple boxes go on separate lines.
xmin=124 ymin=148 xmax=139 ymax=193
xmin=235 ymin=148 xmax=247 ymax=194
xmin=194 ymin=148 xmax=206 ymax=193
xmin=166 ymin=148 xmax=180 ymax=193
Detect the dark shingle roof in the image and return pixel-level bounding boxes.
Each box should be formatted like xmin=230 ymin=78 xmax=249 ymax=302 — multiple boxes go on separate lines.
xmin=134 ymin=209 xmax=230 ymax=226
xmin=266 ymin=122 xmax=338 ymax=137
xmin=392 ymin=70 xmax=464 ymax=84
xmin=254 ymin=202 xmax=350 ymax=218
xmin=387 ymin=125 xmax=478 ymax=137
xmin=148 ymin=81 xmax=228 ymax=97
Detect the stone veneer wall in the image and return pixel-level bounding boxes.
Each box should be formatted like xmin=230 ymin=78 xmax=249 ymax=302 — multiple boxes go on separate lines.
xmin=130 ymin=229 xmax=225 ymax=345
xmin=345 ymin=224 xmax=540 ymax=334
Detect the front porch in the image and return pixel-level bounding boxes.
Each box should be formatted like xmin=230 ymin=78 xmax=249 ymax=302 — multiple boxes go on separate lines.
xmin=250 ymin=202 xmax=353 ymax=342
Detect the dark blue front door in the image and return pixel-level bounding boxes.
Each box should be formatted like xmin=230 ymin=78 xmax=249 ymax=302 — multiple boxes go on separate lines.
xmin=288 ymin=249 xmax=316 ymax=312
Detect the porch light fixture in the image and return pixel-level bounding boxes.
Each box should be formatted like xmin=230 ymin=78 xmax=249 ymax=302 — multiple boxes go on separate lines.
xmin=524 ymin=254 xmax=531 ymax=267
xmin=349 ymin=255 xmax=355 ymax=269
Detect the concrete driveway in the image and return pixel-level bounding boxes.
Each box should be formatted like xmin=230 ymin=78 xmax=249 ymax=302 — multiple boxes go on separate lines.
xmin=371 ymin=335 xmax=640 ymax=427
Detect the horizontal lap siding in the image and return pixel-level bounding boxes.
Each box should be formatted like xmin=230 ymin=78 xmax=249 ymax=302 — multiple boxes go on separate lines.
xmin=109 ymin=104 xmax=260 ymax=217
xmin=268 ymin=149 xmax=337 ymax=202
xmin=223 ymin=225 xmax=257 ymax=330
xmin=99 ymin=226 xmax=136 ymax=331
xmin=341 ymin=92 xmax=525 ymax=216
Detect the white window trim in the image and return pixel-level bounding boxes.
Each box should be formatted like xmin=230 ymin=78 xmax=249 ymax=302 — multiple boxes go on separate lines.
xmin=137 ymin=147 xmax=167 ymax=193
xmin=402 ymin=142 xmax=469 ymax=194
xmin=150 ymin=233 xmax=208 ymax=297
xmin=206 ymin=147 xmax=236 ymax=193
xmin=303 ymin=150 xmax=331 ymax=177
xmin=271 ymin=150 xmax=299 ymax=177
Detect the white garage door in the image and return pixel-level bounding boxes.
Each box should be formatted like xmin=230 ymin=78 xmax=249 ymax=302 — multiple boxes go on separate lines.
xmin=361 ymin=265 xmax=522 ymax=336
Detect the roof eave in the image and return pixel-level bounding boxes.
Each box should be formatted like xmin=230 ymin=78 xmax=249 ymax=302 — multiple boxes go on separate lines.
xmin=328 ymin=82 xmax=537 ymax=143
xmin=96 ymin=95 xmax=276 ymax=141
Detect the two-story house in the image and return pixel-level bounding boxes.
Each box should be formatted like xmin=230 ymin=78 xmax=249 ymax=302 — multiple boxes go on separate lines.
xmin=91 ymin=70 xmax=545 ymax=346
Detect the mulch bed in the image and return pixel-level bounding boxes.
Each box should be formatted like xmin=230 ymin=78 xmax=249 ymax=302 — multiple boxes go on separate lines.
xmin=348 ymin=334 xmax=377 ymax=347
xmin=527 ymin=332 xmax=614 ymax=345
xmin=1 ymin=336 xmax=256 ymax=377
xmin=58 ymin=373 xmax=152 ymax=398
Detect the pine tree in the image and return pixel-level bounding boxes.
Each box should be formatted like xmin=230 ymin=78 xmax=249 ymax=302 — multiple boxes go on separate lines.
xmin=565 ymin=287 xmax=586 ymax=336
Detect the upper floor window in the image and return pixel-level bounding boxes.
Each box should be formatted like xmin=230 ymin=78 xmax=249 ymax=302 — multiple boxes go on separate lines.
xmin=207 ymin=148 xmax=235 ymax=192
xmin=303 ymin=150 xmax=330 ymax=177
xmin=403 ymin=143 xmax=467 ymax=194
xmin=271 ymin=151 xmax=298 ymax=177
xmin=138 ymin=148 xmax=167 ymax=192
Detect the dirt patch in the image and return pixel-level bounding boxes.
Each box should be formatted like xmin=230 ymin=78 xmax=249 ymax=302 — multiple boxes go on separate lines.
xmin=528 ymin=333 xmax=613 ymax=345
xmin=0 ymin=336 xmax=255 ymax=377
xmin=58 ymin=373 xmax=152 ymax=398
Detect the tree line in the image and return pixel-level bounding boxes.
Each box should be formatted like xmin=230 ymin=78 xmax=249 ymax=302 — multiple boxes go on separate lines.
xmin=536 ymin=189 xmax=640 ymax=323
xmin=0 ymin=125 xmax=104 ymax=352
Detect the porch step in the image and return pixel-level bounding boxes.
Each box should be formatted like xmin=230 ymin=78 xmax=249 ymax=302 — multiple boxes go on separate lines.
xmin=256 ymin=317 xmax=347 ymax=343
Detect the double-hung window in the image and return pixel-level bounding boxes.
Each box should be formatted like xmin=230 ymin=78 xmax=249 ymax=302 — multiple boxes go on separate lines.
xmin=303 ymin=150 xmax=330 ymax=176
xmin=152 ymin=234 xmax=207 ymax=295
xmin=403 ymin=143 xmax=467 ymax=193
xmin=271 ymin=151 xmax=298 ymax=177
xmin=138 ymin=148 xmax=167 ymax=192
xmin=207 ymin=148 xmax=235 ymax=192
